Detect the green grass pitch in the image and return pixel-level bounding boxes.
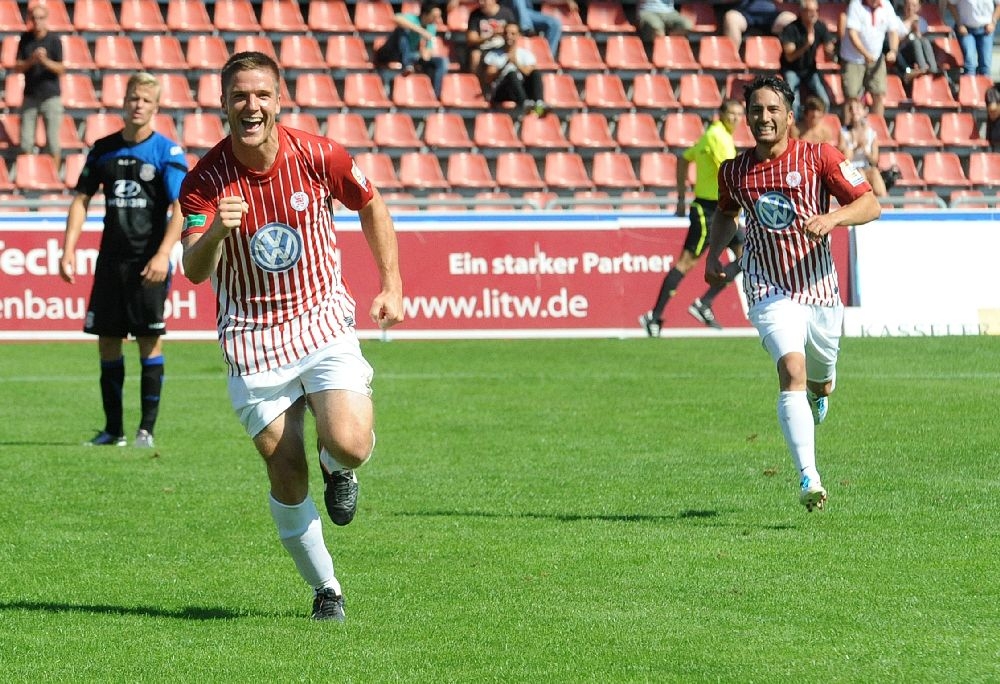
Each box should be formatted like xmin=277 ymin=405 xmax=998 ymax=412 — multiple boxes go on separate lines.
xmin=0 ymin=336 xmax=997 ymax=681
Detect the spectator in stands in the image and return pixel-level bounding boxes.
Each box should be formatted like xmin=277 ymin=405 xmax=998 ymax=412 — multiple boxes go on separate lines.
xmin=374 ymin=2 xmax=449 ymax=98
xmin=722 ymin=0 xmax=797 ymax=48
xmin=839 ymin=97 xmax=888 ymax=196
xmin=780 ymin=0 xmax=837 ymax=122
xmin=947 ymin=0 xmax=1000 ymax=76
xmin=14 ymin=4 xmax=65 ymax=169
xmin=838 ymin=0 xmax=902 ymax=116
xmin=481 ymin=22 xmax=546 ymax=114
xmin=58 ymin=72 xmax=188 ymax=449
xmin=987 ymin=80 xmax=1000 ymax=150
xmin=897 ymin=0 xmax=941 ymax=83
xmin=793 ymin=95 xmax=840 ymax=145
xmin=636 ymin=0 xmax=693 ymax=46
xmin=500 ymin=0 xmax=577 ymax=57
xmin=465 ymin=0 xmax=518 ymax=77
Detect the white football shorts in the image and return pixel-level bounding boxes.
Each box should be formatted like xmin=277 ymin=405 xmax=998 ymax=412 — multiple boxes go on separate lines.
xmin=749 ymin=295 xmax=843 ymax=385
xmin=228 ymin=333 xmax=374 ymax=437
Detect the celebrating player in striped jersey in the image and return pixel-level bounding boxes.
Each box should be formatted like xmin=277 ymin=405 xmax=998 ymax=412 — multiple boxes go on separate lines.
xmin=705 ymin=75 xmax=880 ymax=512
xmin=179 ymin=52 xmax=403 ymax=621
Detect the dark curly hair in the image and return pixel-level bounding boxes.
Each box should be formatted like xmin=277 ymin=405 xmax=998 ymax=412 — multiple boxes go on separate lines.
xmin=744 ymin=75 xmax=794 ymax=112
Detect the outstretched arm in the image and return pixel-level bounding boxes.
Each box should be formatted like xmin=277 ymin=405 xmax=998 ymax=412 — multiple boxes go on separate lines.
xmin=359 ymin=189 xmax=404 ymax=329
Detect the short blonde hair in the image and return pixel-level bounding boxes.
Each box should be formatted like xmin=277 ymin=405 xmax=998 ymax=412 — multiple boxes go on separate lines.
xmin=125 ymin=72 xmax=162 ymax=102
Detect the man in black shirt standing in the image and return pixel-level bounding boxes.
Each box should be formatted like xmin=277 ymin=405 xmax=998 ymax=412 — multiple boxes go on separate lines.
xmin=780 ymin=0 xmax=836 ymax=123
xmin=15 ymin=4 xmax=65 ymax=168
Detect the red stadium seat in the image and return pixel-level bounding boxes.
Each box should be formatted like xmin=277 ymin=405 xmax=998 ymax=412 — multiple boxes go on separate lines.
xmin=878 ymin=151 xmax=924 ymax=189
xmin=293 ymin=72 xmax=344 ymax=111
xmin=957 ymin=74 xmax=991 ymax=111
xmin=119 ymin=0 xmax=167 ymax=32
xmin=566 ymin=112 xmax=616 ymax=152
xmin=892 ymin=112 xmax=942 ymax=151
xmin=61 ymin=73 xmax=101 ymax=109
xmin=391 ymin=73 xmax=441 ymax=110
xmin=495 ymin=152 xmax=545 ymax=190
xmin=153 ymin=113 xmax=180 ymax=142
xmin=325 ymin=35 xmax=374 ymax=72
xmin=933 ymin=36 xmax=963 ymax=72
xmin=677 ymin=73 xmax=724 ymax=114
xmin=920 ymin=151 xmax=971 ymax=188
xmin=343 ymin=73 xmax=393 ymax=112
xmin=213 ymin=0 xmax=262 ymax=33
xmin=662 ymin=111 xmax=705 ymax=151
xmin=557 ymin=35 xmax=606 ymax=73
xmin=100 ymin=72 xmax=129 ymax=109
xmin=0 ymin=0 xmax=26 ymax=32
xmin=743 ymin=35 xmax=782 ymax=72
xmin=181 ymin=112 xmax=226 ymax=151
xmin=651 ymin=35 xmax=699 ymax=72
xmin=639 ymin=151 xmax=693 ymax=190
xmin=540 ymin=73 xmax=585 ymax=112
xmin=585 ymin=0 xmax=636 ymax=34
xmin=949 ymin=189 xmax=988 ymax=208
xmin=521 ymin=36 xmax=559 ymax=71
xmin=399 ymin=152 xmax=450 ymax=191
xmin=867 ymin=113 xmax=895 ymax=150
xmin=141 ymin=35 xmax=187 ymax=71
xmin=261 ymin=0 xmax=307 ymax=32
xmin=582 ymin=73 xmax=631 ymax=111
xmin=63 ymin=153 xmax=86 ymax=189
xmin=725 ymin=72 xmax=757 ymax=101
xmin=83 ymin=112 xmax=124 ymax=146
xmin=698 ymin=36 xmax=746 ymax=73
xmin=353 ymin=0 xmax=397 ymax=33
xmin=541 ymin=1 xmax=586 ymax=32
xmin=603 ymin=35 xmax=653 ymax=73
xmin=1 ymin=35 xmax=19 ymax=71
xmin=279 ymin=35 xmax=327 ymax=71
xmin=439 ymin=73 xmax=489 ymax=111
xmin=425 ymin=192 xmax=468 ymax=212
xmin=196 ymin=73 xmax=222 ymax=109
xmin=186 ymin=35 xmax=229 ymax=72
xmin=938 ymin=112 xmax=988 ymax=150
xmin=373 ymin=112 xmax=422 ymax=152
xmin=308 ymin=0 xmax=355 ymax=33
xmin=325 ymin=113 xmax=374 ymax=150
xmin=910 ymin=74 xmax=959 ymax=111
xmin=32 ymin=0 xmax=73 ymax=32
xmin=968 ymin=152 xmax=1000 ymax=187
xmin=423 ymin=112 xmax=474 ymax=151
xmin=615 ymin=112 xmax=662 ymax=153
xmin=353 ymin=152 xmax=403 ymax=190
xmin=473 ymin=112 xmax=523 ymax=152
xmin=732 ymin=120 xmax=755 ymax=149
xmin=522 ymin=190 xmax=557 ymax=210
xmin=520 ymin=112 xmax=571 ymax=150
xmin=15 ymin=153 xmax=64 ymax=192
xmin=73 ymin=0 xmax=119 ymax=32
xmin=94 ymin=35 xmax=142 ymax=71
xmin=631 ymin=73 xmax=679 ymax=110
xmin=61 ymin=35 xmax=96 ymax=71
xmin=279 ymin=112 xmax=322 ymax=136
xmin=166 ymin=0 xmax=213 ymax=34
xmin=446 ymin=152 xmax=495 ymax=190
xmin=570 ymin=190 xmax=614 ymax=210
xmin=882 ymin=74 xmax=910 ymax=112
xmin=233 ymin=35 xmax=277 ymax=61
xmin=544 ymin=151 xmax=594 ymax=191
xmin=157 ymin=73 xmax=197 ymax=110
xmin=679 ymin=2 xmax=717 ymax=34
xmin=591 ymin=151 xmax=641 ymax=190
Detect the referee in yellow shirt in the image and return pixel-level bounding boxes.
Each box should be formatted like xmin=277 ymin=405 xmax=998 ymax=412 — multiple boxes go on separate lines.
xmin=641 ymin=99 xmax=746 ymax=335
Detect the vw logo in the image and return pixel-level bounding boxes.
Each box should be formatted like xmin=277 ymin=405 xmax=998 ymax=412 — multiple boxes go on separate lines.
xmin=113 ymin=180 xmax=142 ymax=198
xmin=250 ymin=223 xmax=303 ymax=273
xmin=754 ymin=192 xmax=796 ymax=232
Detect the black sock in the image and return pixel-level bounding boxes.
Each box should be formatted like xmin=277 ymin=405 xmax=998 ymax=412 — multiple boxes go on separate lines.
xmin=139 ymin=355 xmax=164 ymax=434
xmin=652 ymin=268 xmax=685 ymax=320
xmin=100 ymin=357 xmax=125 ymax=436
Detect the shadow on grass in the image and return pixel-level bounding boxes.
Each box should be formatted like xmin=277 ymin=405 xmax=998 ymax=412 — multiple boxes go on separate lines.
xmin=393 ymin=509 xmax=719 ymax=523
xmin=0 ymin=600 xmax=278 ymax=620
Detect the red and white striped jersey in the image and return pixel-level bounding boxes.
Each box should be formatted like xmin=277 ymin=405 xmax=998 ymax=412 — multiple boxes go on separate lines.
xmin=718 ymin=137 xmax=871 ymax=308
xmin=180 ymin=124 xmax=374 ymax=376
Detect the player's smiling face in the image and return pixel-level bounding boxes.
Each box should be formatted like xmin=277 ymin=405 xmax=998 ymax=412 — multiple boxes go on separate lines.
xmin=223 ymin=68 xmax=281 ymax=151
xmin=748 ymin=87 xmax=792 ymax=145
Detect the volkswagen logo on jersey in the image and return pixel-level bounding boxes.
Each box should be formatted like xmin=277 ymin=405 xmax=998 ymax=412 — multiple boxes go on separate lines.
xmin=755 ymin=192 xmax=796 ymax=231
xmin=250 ymin=222 xmax=303 ymax=273
xmin=113 ymin=179 xmax=142 ymax=198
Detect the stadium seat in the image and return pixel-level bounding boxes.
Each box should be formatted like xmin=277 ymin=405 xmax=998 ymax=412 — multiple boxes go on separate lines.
xmin=472 ymin=112 xmax=523 ymax=153
xmin=679 ymin=2 xmax=717 ymax=33
xmin=677 ymin=74 xmax=723 ymax=115
xmin=293 ymin=72 xmax=344 ymax=112
xmin=638 ymin=151 xmax=682 ymax=190
xmin=446 ymin=152 xmax=496 ymax=191
xmin=83 ymin=112 xmax=124 ymax=146
xmin=0 ymin=0 xmax=26 ymax=32
xmin=878 ymin=151 xmax=924 ymax=189
xmin=948 ymin=189 xmax=988 ymax=208
xmin=815 ymin=44 xmax=840 ymax=72
xmin=214 ymin=0 xmax=262 ymax=33
xmin=540 ymin=73 xmax=585 ymax=112
xmin=867 ymin=113 xmax=894 ymax=150
xmin=743 ymin=36 xmax=782 ymax=72
xmin=585 ymin=0 xmax=636 ymax=34
xmin=900 ymin=189 xmax=944 ymax=209
xmin=51 ymin=114 xmax=84 ymax=152
xmin=520 ymin=112 xmax=571 ymax=150
xmin=141 ymin=35 xmax=187 ymax=71
xmin=557 ymin=35 xmax=606 ymax=74
xmin=591 ymin=151 xmax=641 ymax=190
xmin=186 ymin=35 xmax=229 ymax=72
xmin=157 ymin=73 xmax=197 ymax=110
xmin=153 ymin=113 xmax=180 ymax=142
xmin=308 ymin=0 xmax=355 ymax=33
xmin=938 ymin=112 xmax=988 ymax=151
xmin=619 ymin=190 xmax=669 ymax=212
xmin=957 ymin=74 xmax=991 ymax=111
xmin=325 ymin=112 xmax=374 ymax=150
xmin=544 ymin=151 xmax=594 ymax=191
xmin=14 ymin=153 xmax=64 ymax=192
xmin=911 ymin=74 xmax=959 ymax=111
xmin=603 ymin=34 xmax=653 ymax=73
xmin=439 ymin=73 xmax=489 ymax=111
xmin=650 ymin=35 xmax=700 ymax=72
xmin=445 ymin=1 xmax=473 ymax=32
xmin=280 ymin=112 xmax=321 ymax=136
xmin=541 ymin=1 xmax=586 ymax=33
xmin=662 ymin=111 xmax=705 ymax=151
xmin=920 ymin=151 xmax=971 ymax=189
xmin=166 ymin=0 xmax=213 ymax=35
xmin=94 ymin=35 xmax=142 ymax=71
xmin=61 ymin=73 xmax=101 ymax=109
xmin=968 ymin=152 xmax=1000 ymax=187
xmin=119 ymin=0 xmax=167 ymax=32
xmin=892 ymin=112 xmax=942 ymax=152
xmin=399 ymin=152 xmax=450 ymax=191
xmin=325 ymin=35 xmax=374 ymax=72
xmin=567 ymin=190 xmax=613 ymax=211
xmin=474 ymin=190 xmax=516 ymax=211
xmin=373 ymin=112 xmax=422 ymax=153
xmin=100 ymin=72 xmax=129 ymax=109
xmin=234 ymin=35 xmax=278 ymax=61
xmin=582 ymin=73 xmax=631 ymax=112
xmin=60 ymin=35 xmax=96 ymax=71
xmin=425 ymin=192 xmax=468 ymax=212
xmin=495 ymin=152 xmax=546 ymax=190
xmin=353 ymin=0 xmax=397 ymax=34
xmin=391 ymin=73 xmax=441 ymax=110
xmin=521 ymin=36 xmax=559 ymax=71
xmin=2 ymin=72 xmax=24 ymax=109
xmin=630 ymin=73 xmax=679 ymax=110
xmin=423 ymin=112 xmax=474 ymax=151
xmin=615 ymin=111 xmax=662 ymax=153
xmin=63 ymin=152 xmax=86 ymax=189
xmin=343 ymin=73 xmax=393 ymax=112
xmin=1 ymin=35 xmax=19 ymax=71
xmin=196 ymin=73 xmax=222 ymax=109
xmin=732 ymin=120 xmax=755 ymax=149
xmin=817 ymin=2 xmax=846 ymax=33
xmin=698 ymin=35 xmax=746 ymax=73
xmin=32 ymin=0 xmax=73 ymax=32
xmin=73 ymin=0 xmax=119 ymax=33
xmin=353 ymin=152 xmax=403 ymax=190
xmin=724 ymin=72 xmax=757 ymax=101
xmin=0 ymin=113 xmax=21 ymax=150
xmin=181 ymin=112 xmax=225 ymax=151
xmin=933 ymin=36 xmax=963 ymax=72
xmin=279 ymin=35 xmax=328 ymax=71
xmin=566 ymin=112 xmax=616 ymax=152
xmin=261 ymin=0 xmax=307 ymax=32
xmin=823 ymin=73 xmax=846 ymax=109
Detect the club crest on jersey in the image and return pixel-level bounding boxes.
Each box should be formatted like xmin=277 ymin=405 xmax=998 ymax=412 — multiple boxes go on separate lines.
xmin=140 ymin=164 xmax=156 ymax=181
xmin=755 ymin=191 xmax=796 ymax=231
xmin=290 ymin=191 xmax=309 ymax=211
xmin=250 ymin=222 xmax=303 ymax=273
xmin=785 ymin=171 xmax=802 ymax=188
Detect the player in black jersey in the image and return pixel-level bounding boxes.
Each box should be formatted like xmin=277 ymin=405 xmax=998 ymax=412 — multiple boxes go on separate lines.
xmin=59 ymin=72 xmax=188 ymax=448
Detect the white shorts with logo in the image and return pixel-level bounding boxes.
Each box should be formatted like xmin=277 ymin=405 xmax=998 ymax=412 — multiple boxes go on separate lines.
xmin=227 ymin=333 xmax=374 ymax=437
xmin=748 ymin=295 xmax=843 ymax=384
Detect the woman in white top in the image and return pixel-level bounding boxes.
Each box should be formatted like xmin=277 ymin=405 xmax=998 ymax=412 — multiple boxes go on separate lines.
xmin=838 ymin=97 xmax=887 ymax=196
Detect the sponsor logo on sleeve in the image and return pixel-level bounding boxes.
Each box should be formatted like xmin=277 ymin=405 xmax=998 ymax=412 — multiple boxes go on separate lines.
xmin=839 ymin=160 xmax=866 ymax=187
xmin=351 ymin=161 xmax=369 ymax=191
xmin=185 ymin=214 xmax=208 ymax=229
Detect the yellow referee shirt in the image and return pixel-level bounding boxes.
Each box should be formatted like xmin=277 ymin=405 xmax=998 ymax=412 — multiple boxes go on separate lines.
xmin=682 ymin=120 xmax=737 ymax=202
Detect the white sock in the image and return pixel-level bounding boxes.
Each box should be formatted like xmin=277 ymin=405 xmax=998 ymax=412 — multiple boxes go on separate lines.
xmin=319 ymin=431 xmax=376 ymax=473
xmin=268 ymin=494 xmax=340 ymax=594
xmin=777 ymin=391 xmax=820 ymax=483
